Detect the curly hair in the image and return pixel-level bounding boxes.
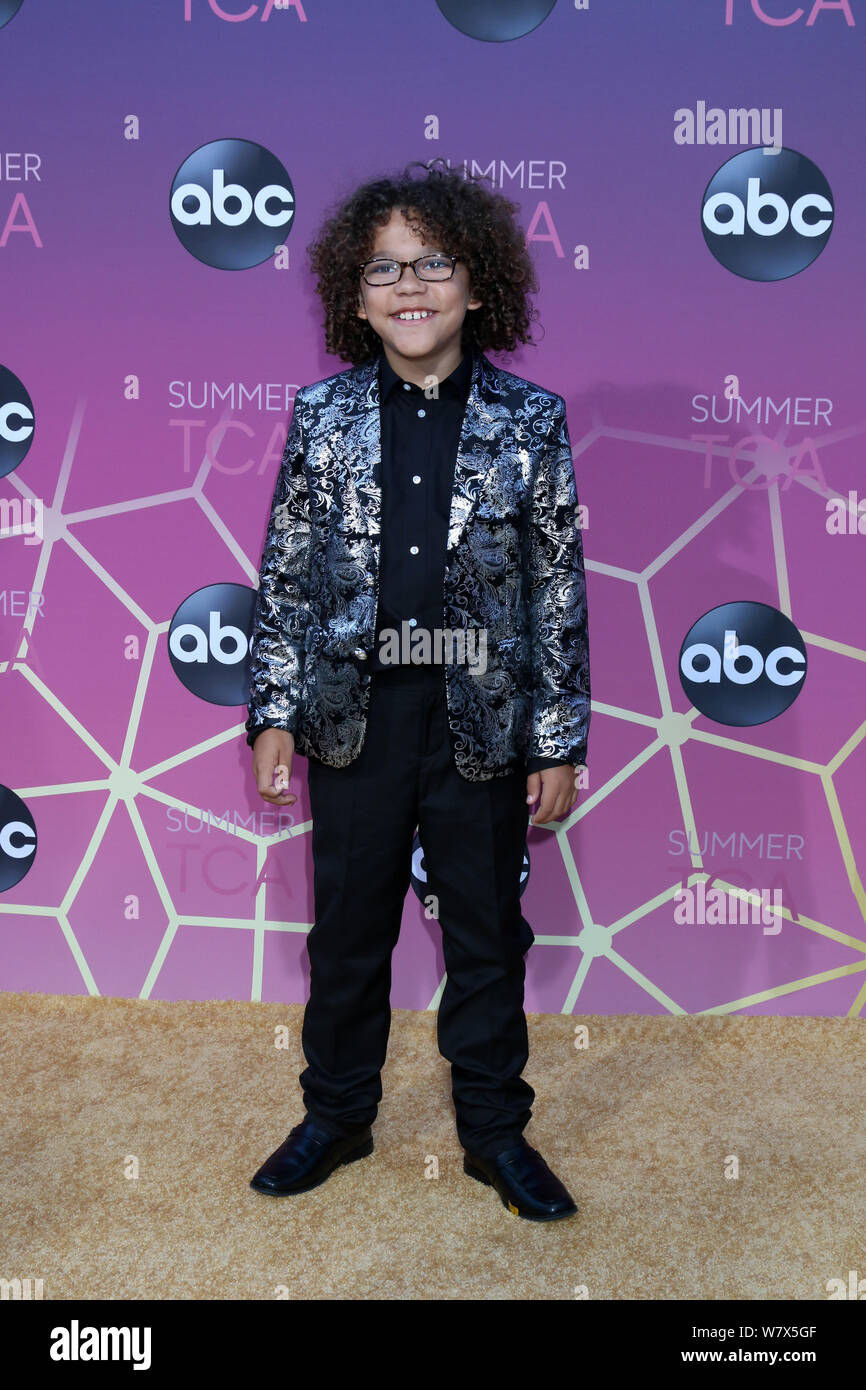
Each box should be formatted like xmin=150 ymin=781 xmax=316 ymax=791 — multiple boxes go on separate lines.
xmin=305 ymin=158 xmax=541 ymax=365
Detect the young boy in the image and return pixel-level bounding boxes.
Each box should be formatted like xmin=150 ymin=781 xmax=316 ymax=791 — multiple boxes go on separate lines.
xmin=245 ymin=160 xmax=590 ymax=1221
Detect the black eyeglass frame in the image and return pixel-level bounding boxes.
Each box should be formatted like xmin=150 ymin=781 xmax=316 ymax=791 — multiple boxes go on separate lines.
xmin=357 ymin=254 xmax=460 ymax=286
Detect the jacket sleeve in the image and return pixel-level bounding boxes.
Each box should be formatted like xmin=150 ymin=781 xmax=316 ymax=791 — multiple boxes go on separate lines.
xmin=526 ymin=395 xmax=591 ymax=768
xmin=244 ymin=391 xmax=313 ymax=748
xmin=526 ymin=754 xmax=571 ymax=775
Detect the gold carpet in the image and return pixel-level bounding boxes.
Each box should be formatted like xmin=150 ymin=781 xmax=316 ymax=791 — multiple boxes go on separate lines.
xmin=2 ymin=992 xmax=863 ymax=1300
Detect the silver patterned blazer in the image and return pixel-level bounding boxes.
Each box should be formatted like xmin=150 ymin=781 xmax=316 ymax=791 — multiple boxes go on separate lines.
xmin=245 ymin=348 xmax=590 ymax=781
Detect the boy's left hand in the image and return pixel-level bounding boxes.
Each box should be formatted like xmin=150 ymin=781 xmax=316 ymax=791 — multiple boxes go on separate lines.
xmin=526 ymin=765 xmax=581 ymax=825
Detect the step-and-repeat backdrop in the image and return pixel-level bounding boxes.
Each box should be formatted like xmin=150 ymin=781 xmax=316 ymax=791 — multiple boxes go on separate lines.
xmin=2 ymin=0 xmax=864 ymax=1017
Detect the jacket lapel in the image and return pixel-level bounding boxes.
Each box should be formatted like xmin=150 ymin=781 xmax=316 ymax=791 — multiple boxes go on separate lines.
xmin=337 ymin=349 xmax=506 ymax=558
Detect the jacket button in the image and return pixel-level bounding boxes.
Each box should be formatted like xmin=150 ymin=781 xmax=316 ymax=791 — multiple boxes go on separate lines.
xmin=353 ymin=648 xmax=367 ymax=660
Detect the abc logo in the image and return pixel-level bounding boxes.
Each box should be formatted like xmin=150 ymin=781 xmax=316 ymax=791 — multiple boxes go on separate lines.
xmin=170 ymin=139 xmax=295 ymax=270
xmin=701 ymin=147 xmax=833 ymax=281
xmin=0 ymin=363 xmax=35 ymax=481
xmin=410 ymin=829 xmax=530 ymax=903
xmin=168 ymin=583 xmax=259 ymax=705
xmin=0 ymin=1 xmax=25 ymax=33
xmin=679 ymin=601 xmax=807 ymax=727
xmin=0 ymin=786 xmax=37 ymax=891
xmin=435 ymin=0 xmax=556 ymax=41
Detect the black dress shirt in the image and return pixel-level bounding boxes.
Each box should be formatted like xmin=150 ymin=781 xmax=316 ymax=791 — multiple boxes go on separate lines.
xmin=370 ymin=347 xmax=564 ymax=775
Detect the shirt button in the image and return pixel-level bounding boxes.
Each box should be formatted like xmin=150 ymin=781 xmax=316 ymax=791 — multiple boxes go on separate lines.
xmin=403 ymin=382 xmax=411 ymax=391
xmin=417 ymin=409 xmax=426 ymax=418
xmin=410 ymin=545 xmax=419 ymax=555
xmin=408 ymin=618 xmax=417 ymax=627
xmin=412 ymin=475 xmax=421 ymax=484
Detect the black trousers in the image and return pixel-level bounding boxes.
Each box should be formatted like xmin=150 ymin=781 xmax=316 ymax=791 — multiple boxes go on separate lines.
xmin=300 ymin=663 xmax=535 ymax=1159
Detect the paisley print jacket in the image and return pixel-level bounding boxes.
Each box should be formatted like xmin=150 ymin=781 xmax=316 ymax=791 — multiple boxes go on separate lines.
xmin=244 ymin=349 xmax=590 ymax=781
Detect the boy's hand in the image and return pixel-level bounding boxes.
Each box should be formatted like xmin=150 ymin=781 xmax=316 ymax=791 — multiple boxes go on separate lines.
xmin=252 ymin=729 xmax=297 ymax=805
xmin=526 ymin=765 xmax=581 ymax=825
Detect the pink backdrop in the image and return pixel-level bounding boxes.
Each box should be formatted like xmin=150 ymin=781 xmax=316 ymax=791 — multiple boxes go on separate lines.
xmin=2 ymin=0 xmax=864 ymax=1017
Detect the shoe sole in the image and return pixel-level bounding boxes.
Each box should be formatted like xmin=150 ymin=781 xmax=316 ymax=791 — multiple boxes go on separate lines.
xmin=463 ymin=1156 xmax=578 ymax=1222
xmin=250 ymin=1135 xmax=374 ymax=1197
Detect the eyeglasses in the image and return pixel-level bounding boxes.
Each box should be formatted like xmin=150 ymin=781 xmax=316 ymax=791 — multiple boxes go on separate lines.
xmin=358 ymin=254 xmax=459 ymax=286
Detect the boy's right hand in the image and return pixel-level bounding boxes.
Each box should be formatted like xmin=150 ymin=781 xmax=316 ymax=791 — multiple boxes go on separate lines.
xmin=252 ymin=728 xmax=297 ymax=805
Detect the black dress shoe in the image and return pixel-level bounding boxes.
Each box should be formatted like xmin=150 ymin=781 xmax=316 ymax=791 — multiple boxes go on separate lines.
xmin=250 ymin=1116 xmax=373 ymax=1196
xmin=463 ymin=1137 xmax=578 ymax=1221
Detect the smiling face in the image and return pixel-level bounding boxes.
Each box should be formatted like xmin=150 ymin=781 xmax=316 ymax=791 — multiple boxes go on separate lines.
xmin=356 ymin=206 xmax=482 ymax=386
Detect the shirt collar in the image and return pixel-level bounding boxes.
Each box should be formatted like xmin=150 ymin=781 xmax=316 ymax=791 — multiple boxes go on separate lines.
xmin=378 ymin=347 xmax=474 ymax=403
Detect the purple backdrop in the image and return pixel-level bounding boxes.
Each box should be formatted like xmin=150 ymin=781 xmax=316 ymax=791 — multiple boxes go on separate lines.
xmin=1 ymin=0 xmax=864 ymax=1017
